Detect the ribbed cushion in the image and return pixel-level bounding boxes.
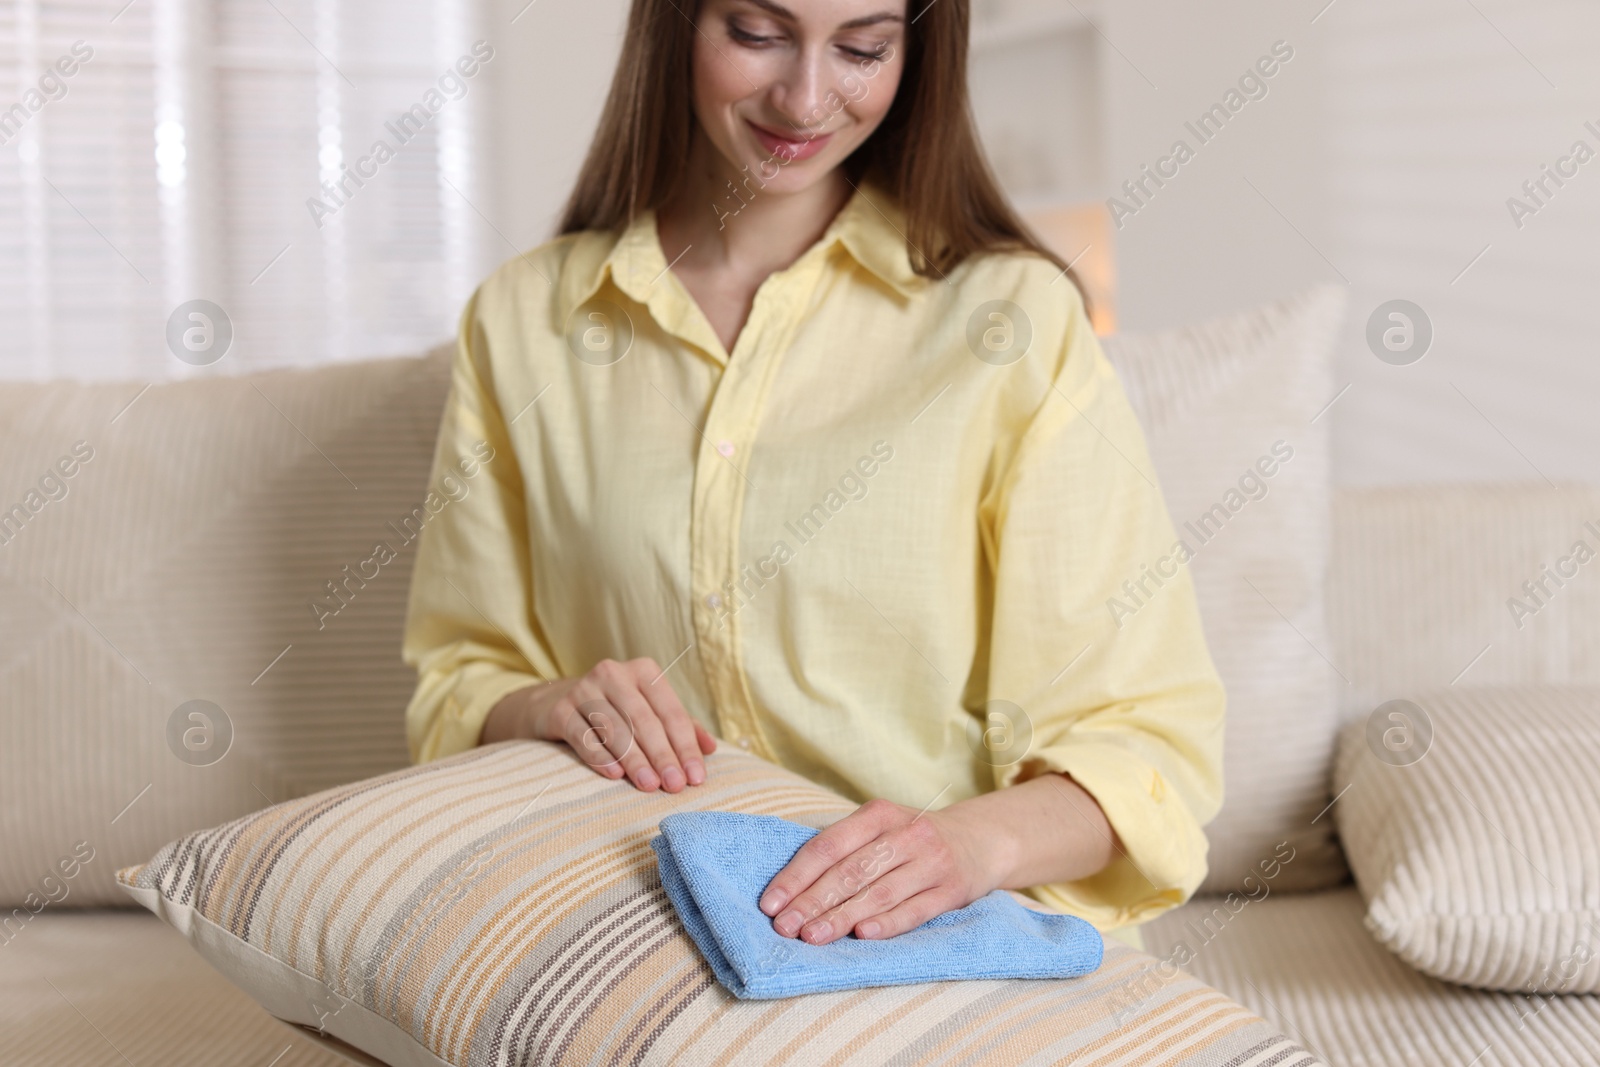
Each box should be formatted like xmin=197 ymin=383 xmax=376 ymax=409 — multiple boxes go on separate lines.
xmin=1145 ymin=887 xmax=1600 ymax=1067
xmin=1103 ymin=285 xmax=1347 ymax=893
xmin=118 ymin=740 xmax=1312 ymax=1067
xmin=1333 ymin=685 xmax=1600 ymax=992
xmin=0 ymin=349 xmax=451 ymax=907
xmin=1328 ymin=485 xmax=1600 ymax=719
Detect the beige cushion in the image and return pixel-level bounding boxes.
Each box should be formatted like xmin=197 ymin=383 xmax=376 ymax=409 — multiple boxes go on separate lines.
xmin=1333 ymin=685 xmax=1600 ymax=992
xmin=1145 ymin=886 xmax=1600 ymax=1067
xmin=1103 ymin=284 xmax=1348 ymax=893
xmin=118 ymin=740 xmax=1308 ymax=1067
xmin=0 ymin=350 xmax=449 ymax=907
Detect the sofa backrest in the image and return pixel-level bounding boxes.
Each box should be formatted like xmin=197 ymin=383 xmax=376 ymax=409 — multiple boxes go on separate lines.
xmin=0 ymin=350 xmax=449 ymax=906
xmin=7 ymin=326 xmax=1595 ymax=911
xmin=1328 ymin=484 xmax=1600 ymax=720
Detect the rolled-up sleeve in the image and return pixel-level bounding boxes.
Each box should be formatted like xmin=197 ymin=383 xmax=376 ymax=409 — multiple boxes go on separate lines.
xmin=402 ymin=289 xmax=560 ymax=763
xmin=982 ymin=292 xmax=1225 ymax=930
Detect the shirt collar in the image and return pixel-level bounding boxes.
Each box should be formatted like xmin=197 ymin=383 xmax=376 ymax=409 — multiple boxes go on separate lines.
xmin=556 ymin=178 xmax=926 ymax=328
xmin=826 ymin=178 xmax=927 ymax=299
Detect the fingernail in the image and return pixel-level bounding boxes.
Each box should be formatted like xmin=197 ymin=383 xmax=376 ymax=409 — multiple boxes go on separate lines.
xmin=759 ymin=889 xmax=787 ymax=915
xmin=662 ymin=765 xmax=685 ymax=791
xmin=636 ymin=767 xmax=660 ymax=791
xmin=685 ymin=760 xmax=705 ymax=785
xmin=775 ymin=910 xmax=803 ymax=937
xmin=857 ymin=921 xmax=880 ymax=939
xmin=804 ymin=921 xmax=832 ymax=943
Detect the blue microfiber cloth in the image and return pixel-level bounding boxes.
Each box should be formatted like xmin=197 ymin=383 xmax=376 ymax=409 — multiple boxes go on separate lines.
xmin=650 ymin=810 xmax=1104 ymax=999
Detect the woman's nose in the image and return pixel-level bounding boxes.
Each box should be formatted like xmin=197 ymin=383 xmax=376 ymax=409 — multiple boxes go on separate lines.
xmin=766 ymin=50 xmax=835 ymax=135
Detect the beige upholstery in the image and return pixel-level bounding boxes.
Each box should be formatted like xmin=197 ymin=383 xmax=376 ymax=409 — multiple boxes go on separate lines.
xmin=1144 ymin=888 xmax=1600 ymax=1067
xmin=0 ymin=351 xmax=448 ymax=906
xmin=0 ymin=910 xmax=350 ymax=1067
xmin=1327 ymin=484 xmax=1600 ymax=720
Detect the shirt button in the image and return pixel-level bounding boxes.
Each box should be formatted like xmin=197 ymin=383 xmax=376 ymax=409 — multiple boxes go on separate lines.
xmin=717 ymin=440 xmax=736 ymax=457
xmin=737 ymin=738 xmax=752 ymax=751
xmin=705 ymin=593 xmax=722 ymax=609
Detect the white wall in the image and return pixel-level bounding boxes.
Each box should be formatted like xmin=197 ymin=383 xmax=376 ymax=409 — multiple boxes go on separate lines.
xmin=483 ymin=0 xmax=632 ymax=252
xmin=1321 ymin=0 xmax=1600 ymax=487
xmin=1101 ymin=0 xmax=1600 ymax=486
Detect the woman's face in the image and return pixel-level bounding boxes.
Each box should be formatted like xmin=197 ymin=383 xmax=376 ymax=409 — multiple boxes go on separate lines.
xmin=691 ymin=0 xmax=908 ymax=196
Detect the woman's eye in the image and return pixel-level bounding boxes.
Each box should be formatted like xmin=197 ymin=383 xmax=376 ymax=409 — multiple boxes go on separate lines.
xmin=725 ymin=18 xmax=890 ymax=59
xmin=728 ymin=22 xmax=778 ymax=46
xmin=838 ymin=39 xmax=889 ymax=61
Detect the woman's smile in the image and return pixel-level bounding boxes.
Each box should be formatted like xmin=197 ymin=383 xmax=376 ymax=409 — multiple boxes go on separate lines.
xmin=746 ymin=118 xmax=834 ymax=162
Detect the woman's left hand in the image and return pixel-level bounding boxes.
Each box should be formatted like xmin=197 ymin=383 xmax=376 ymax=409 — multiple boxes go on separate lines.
xmin=757 ymin=796 xmax=1011 ymax=944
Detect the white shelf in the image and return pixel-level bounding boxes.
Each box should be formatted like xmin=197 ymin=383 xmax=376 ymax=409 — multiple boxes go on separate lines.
xmin=971 ymin=5 xmax=1097 ymax=53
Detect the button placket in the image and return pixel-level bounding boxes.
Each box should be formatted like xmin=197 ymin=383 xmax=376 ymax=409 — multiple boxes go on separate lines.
xmin=690 ymin=358 xmax=756 ymax=744
xmin=688 ymin=252 xmax=829 ymax=756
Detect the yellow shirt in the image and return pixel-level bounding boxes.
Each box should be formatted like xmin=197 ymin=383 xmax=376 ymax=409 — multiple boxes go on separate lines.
xmin=401 ymin=180 xmax=1225 ymax=937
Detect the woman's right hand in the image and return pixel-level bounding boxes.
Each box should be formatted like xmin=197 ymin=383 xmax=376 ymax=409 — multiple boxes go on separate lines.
xmin=481 ymin=658 xmax=716 ymax=793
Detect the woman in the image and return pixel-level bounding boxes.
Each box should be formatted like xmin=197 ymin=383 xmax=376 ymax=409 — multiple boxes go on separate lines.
xmin=402 ymin=0 xmax=1224 ymax=952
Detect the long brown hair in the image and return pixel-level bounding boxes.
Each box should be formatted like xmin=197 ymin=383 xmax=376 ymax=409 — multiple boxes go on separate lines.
xmin=556 ymin=0 xmax=1088 ymax=306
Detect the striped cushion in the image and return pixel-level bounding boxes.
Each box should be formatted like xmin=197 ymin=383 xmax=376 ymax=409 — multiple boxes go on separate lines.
xmin=1334 ymin=686 xmax=1600 ymax=992
xmin=118 ymin=741 xmax=1313 ymax=1066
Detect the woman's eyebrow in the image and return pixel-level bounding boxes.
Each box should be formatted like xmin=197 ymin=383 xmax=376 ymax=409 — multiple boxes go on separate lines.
xmin=738 ymin=0 xmax=905 ymax=31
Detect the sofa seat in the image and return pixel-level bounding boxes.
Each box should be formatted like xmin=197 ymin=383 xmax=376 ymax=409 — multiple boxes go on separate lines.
xmin=0 ymin=910 xmax=355 ymax=1067
xmin=7 ymin=906 xmax=1316 ymax=1067
xmin=12 ymin=897 xmax=1597 ymax=1067
xmin=1144 ymin=888 xmax=1600 ymax=1066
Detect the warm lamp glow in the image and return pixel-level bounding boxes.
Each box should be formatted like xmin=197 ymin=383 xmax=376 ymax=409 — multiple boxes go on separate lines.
xmin=1022 ymin=202 xmax=1118 ymax=337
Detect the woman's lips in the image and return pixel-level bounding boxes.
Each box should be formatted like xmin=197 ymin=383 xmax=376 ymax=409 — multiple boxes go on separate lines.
xmin=747 ymin=120 xmax=833 ymax=163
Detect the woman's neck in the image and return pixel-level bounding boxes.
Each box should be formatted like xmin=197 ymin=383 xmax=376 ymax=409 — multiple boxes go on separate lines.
xmin=656 ymin=134 xmax=855 ymax=284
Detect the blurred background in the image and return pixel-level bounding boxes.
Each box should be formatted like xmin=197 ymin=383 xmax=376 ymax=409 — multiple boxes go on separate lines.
xmin=2 ymin=0 xmax=1597 ymax=486
xmin=4 ymin=10 xmax=1597 ymax=1061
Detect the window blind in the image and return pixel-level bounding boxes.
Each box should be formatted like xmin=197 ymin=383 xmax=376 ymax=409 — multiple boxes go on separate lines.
xmin=0 ymin=0 xmax=488 ymax=381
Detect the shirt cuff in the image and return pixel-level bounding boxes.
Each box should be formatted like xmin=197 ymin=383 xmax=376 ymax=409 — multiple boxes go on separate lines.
xmin=999 ymin=740 xmax=1211 ymax=931
xmin=407 ymin=665 xmax=546 ymax=764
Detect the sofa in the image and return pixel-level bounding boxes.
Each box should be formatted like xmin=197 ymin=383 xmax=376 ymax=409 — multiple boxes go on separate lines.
xmin=2 ymin=286 xmax=1597 ymax=1066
